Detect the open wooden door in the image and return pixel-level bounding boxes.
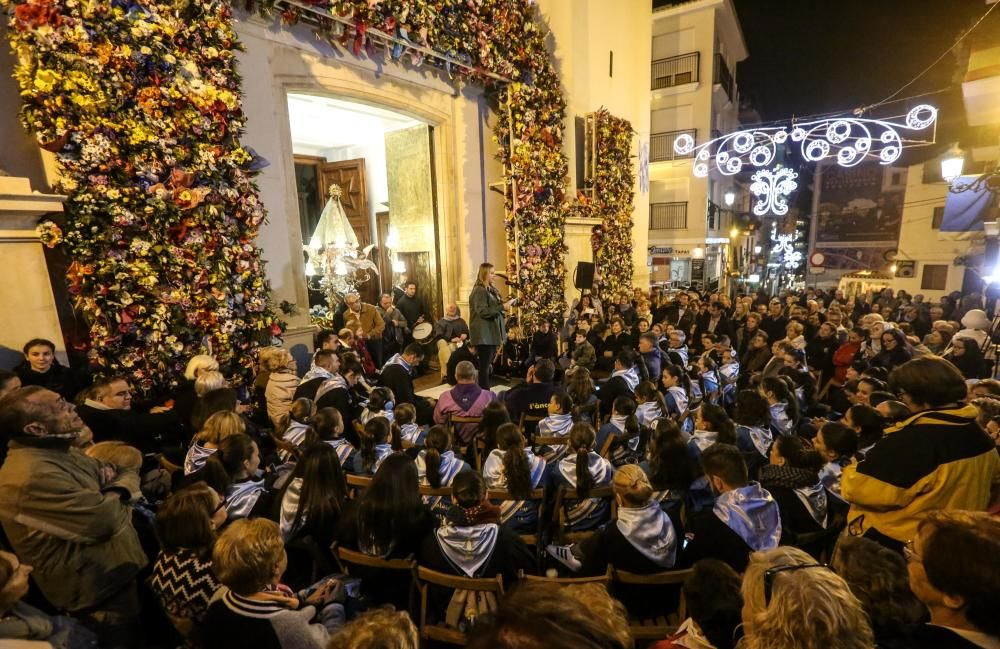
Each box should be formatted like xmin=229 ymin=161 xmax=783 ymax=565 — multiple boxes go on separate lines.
xmin=320 ymin=159 xmax=379 ymax=305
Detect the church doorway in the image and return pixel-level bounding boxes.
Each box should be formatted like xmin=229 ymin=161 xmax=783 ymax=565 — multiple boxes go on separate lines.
xmin=287 ymin=93 xmax=442 ymax=320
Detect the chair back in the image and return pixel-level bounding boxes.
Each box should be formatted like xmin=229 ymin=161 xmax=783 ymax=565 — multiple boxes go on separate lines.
xmin=532 ymin=436 xmax=567 ymax=448
xmin=519 ymin=412 xmax=545 ymax=439
xmin=332 ymin=544 xmax=417 ymax=614
xmin=519 ymin=567 xmax=612 ymax=588
xmin=613 ymin=567 xmax=693 ymax=640
xmin=448 ymin=414 xmax=483 ymax=466
xmin=418 ymin=484 xmax=454 ymax=499
xmin=553 ymin=484 xmax=616 ymax=543
xmin=345 ymin=473 xmax=373 ymax=497
xmin=576 ymin=400 xmax=599 ymax=423
xmin=415 ymin=566 xmax=504 ymax=645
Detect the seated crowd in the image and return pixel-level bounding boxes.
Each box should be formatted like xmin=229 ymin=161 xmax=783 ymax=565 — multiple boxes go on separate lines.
xmin=0 ymin=283 xmax=999 ymax=649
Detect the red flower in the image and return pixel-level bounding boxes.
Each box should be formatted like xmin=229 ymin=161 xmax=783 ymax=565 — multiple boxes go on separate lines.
xmin=14 ymin=0 xmax=61 ymax=31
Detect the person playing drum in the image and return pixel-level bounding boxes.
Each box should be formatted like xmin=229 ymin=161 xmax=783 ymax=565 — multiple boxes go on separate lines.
xmin=433 ymin=304 xmax=471 ymax=381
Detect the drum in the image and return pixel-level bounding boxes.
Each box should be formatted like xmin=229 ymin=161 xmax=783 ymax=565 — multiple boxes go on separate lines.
xmin=558 ymin=357 xmax=573 ymax=370
xmin=412 ymin=322 xmax=434 ymax=344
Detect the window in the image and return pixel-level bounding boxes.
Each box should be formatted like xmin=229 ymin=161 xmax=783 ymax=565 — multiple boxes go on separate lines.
xmin=931 ymin=206 xmax=945 ymax=229
xmin=921 ymin=264 xmax=948 ymax=290
xmin=891 ymin=172 xmax=902 ymax=186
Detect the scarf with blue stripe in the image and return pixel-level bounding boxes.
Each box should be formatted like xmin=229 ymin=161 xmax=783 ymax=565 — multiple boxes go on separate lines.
xmin=617 ymin=501 xmax=678 ymax=568
xmin=712 ymin=483 xmax=782 ymax=552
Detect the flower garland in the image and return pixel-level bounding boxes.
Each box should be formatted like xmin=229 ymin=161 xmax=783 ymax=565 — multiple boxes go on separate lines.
xmin=249 ymin=0 xmax=569 ymax=320
xmin=587 ymin=109 xmax=635 ymax=299
xmin=3 ymin=0 xmax=282 ymax=393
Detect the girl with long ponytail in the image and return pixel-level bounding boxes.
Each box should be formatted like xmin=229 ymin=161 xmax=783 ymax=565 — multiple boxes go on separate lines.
xmin=348 ymin=416 xmax=394 ymax=475
xmin=659 ymin=364 xmax=693 ymax=432
xmin=482 ymin=423 xmax=548 ymax=532
xmin=415 ymin=425 xmax=471 ymax=519
xmin=759 ymin=375 xmax=799 ymax=436
xmin=597 ymin=395 xmax=641 ymax=467
xmin=550 ymin=422 xmax=614 ymax=532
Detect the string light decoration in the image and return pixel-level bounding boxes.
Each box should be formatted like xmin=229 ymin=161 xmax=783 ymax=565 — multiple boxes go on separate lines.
xmin=750 ymin=167 xmax=798 ymax=216
xmin=673 ymin=104 xmax=938 ymax=177
xmin=771 ymin=224 xmax=803 ymax=270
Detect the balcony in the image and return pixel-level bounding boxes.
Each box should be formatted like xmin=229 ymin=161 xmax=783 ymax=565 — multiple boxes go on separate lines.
xmin=650 ymin=129 xmax=697 ymax=162
xmin=651 ymin=52 xmax=700 ymax=90
xmin=650 ymin=202 xmax=688 ymax=230
xmin=713 ymin=53 xmax=735 ymax=102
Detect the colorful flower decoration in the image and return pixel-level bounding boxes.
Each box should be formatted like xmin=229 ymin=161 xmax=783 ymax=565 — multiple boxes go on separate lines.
xmin=248 ymin=0 xmax=571 ymax=320
xmin=574 ymin=109 xmax=635 ymax=299
xmin=3 ymin=0 xmax=283 ymax=394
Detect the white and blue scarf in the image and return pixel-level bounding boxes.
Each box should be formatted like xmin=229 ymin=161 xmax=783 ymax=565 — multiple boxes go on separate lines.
xmin=636 ymin=401 xmax=663 ymax=429
xmin=712 ymin=483 xmax=782 ymax=552
xmin=225 ymin=479 xmax=267 ymax=519
xmin=617 ymin=501 xmax=677 ymax=568
xmin=279 ymin=421 xmax=311 ymax=462
xmin=770 ymin=402 xmax=794 ymax=436
xmin=382 ymin=353 xmax=412 ymax=374
xmin=372 ymin=443 xmax=393 ymax=473
xmin=301 ymin=365 xmax=334 ymax=384
xmin=689 ymin=429 xmax=718 ymax=454
xmin=325 ymin=438 xmax=355 ymax=466
xmin=794 ymin=482 xmax=829 ymax=528
xmin=664 ymin=386 xmax=689 ymax=416
xmin=399 ymin=422 xmax=422 ymax=445
xmin=483 ymin=449 xmax=547 ymax=524
xmin=184 ymin=442 xmax=216 ymax=475
xmin=558 ymin=452 xmax=614 ymax=526
xmin=314 ymin=373 xmax=349 ymax=402
xmin=360 ymin=408 xmax=394 ymax=424
xmin=670 ymin=345 xmax=689 ymax=367
xmin=819 ymin=459 xmax=849 ymax=502
xmin=737 ymin=424 xmax=772 ymax=458
xmin=537 ymin=413 xmax=574 ymax=462
xmin=435 ymin=523 xmax=499 ymax=577
xmin=612 ymin=366 xmax=640 ymax=393
xmin=415 ymin=449 xmax=466 ymax=487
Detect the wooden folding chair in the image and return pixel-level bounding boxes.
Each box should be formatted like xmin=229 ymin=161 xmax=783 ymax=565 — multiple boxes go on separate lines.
xmin=345 ymin=473 xmax=372 ymax=498
xmin=552 ymin=484 xmax=615 ymax=544
xmin=519 ymin=412 xmax=545 ymax=440
xmin=519 ymin=566 xmax=612 ymax=588
xmin=332 ymin=543 xmax=417 ymax=613
xmin=415 ymin=566 xmax=505 ymax=645
xmin=488 ymin=488 xmax=546 ymax=568
xmin=613 ymin=567 xmax=693 ymax=640
xmin=447 ymin=415 xmax=483 ymax=471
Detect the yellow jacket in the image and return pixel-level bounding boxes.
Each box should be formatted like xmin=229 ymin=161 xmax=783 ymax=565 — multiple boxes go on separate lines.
xmin=841 ymin=404 xmax=1000 ymax=543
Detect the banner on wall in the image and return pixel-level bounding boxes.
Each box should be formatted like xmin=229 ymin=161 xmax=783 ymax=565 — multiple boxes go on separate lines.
xmin=814 ymin=164 xmax=906 ymax=244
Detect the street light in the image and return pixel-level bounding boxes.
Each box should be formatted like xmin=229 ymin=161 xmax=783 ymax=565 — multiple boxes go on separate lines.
xmin=729 ymin=227 xmax=740 ymax=239
xmin=724 ymin=189 xmax=736 ymax=207
xmin=941 ymin=145 xmax=965 ymax=184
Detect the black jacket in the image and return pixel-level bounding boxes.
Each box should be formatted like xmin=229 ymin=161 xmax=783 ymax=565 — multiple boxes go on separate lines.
xmin=77 ymin=404 xmax=181 ymax=455
xmin=379 ymin=363 xmax=433 ymax=423
xmin=15 ymin=361 xmax=81 ymax=401
xmin=597 ymin=375 xmax=633 ymax=419
xmin=293 ymin=377 xmax=325 ymax=402
xmin=501 ymin=382 xmax=561 ymax=425
xmin=761 ymin=315 xmax=789 ymax=344
xmin=679 ymin=509 xmax=755 ymax=574
xmin=316 ymin=387 xmax=360 ymax=446
xmin=445 ymin=345 xmax=479 ymax=385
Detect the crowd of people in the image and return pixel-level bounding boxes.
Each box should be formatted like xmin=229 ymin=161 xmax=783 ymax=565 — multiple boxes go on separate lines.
xmin=0 ymin=280 xmax=998 ymax=649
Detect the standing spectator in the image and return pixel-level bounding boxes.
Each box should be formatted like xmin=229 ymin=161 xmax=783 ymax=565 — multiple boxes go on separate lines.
xmin=14 ymin=338 xmax=79 ymax=401
xmin=433 ymin=303 xmax=471 ymax=381
xmin=469 ymin=262 xmax=514 ymax=390
xmin=263 ymin=348 xmax=299 ymax=429
xmin=841 ymin=357 xmax=1000 ymax=550
xmin=735 ymin=312 xmax=762 ymax=358
xmin=394 ymin=281 xmax=430 ymax=340
xmin=343 ymin=292 xmax=386 ymax=368
xmin=376 ymin=293 xmax=407 ymax=359
xmin=760 ymin=300 xmax=789 ymax=344
xmin=0 ymin=387 xmax=147 ymax=646
xmin=906 ymin=511 xmax=999 ymax=648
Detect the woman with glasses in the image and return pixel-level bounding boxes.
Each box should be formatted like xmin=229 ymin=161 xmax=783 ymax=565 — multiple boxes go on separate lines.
xmin=944 ymin=337 xmax=990 ymax=380
xmin=871 ymin=328 xmax=912 ymax=372
xmin=150 ymin=483 xmax=227 ymax=645
xmin=740 ymin=547 xmax=874 ymax=649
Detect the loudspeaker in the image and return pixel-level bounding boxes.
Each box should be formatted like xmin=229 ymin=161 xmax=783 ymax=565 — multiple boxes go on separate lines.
xmin=895 ymin=261 xmax=915 ymax=278
xmin=575 ymin=261 xmax=596 ymax=290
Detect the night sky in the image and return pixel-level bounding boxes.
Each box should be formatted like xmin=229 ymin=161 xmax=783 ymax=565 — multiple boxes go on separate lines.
xmin=733 ymin=0 xmax=995 ymax=143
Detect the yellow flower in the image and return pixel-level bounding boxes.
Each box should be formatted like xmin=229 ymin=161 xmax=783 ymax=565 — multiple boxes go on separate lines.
xmin=34 ymin=69 xmax=59 ymax=92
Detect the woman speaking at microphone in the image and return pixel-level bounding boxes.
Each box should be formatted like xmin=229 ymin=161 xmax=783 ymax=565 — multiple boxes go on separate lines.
xmin=469 ymin=262 xmax=516 ymax=389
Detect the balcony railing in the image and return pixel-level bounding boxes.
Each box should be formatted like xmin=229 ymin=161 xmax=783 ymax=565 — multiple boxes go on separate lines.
xmin=651 ymin=52 xmax=700 ymax=90
xmin=713 ymin=53 xmax=735 ymax=102
xmin=650 ymin=129 xmax=697 ymax=162
xmin=650 ymin=202 xmax=688 ymax=230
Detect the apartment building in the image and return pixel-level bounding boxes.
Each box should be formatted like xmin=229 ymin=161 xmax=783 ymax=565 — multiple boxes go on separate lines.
xmin=647 ymin=0 xmax=747 ymax=290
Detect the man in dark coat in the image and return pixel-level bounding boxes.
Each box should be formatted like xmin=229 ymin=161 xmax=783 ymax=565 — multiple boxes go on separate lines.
xmin=77 ymin=377 xmax=182 ymax=456
xmin=379 ymin=343 xmax=434 ymax=424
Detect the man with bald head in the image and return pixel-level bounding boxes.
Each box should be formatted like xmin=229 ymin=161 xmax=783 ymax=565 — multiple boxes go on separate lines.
xmin=434 ymin=302 xmax=471 ymax=381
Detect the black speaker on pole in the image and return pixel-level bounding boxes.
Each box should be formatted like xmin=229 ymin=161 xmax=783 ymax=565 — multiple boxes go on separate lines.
xmin=575 ymin=261 xmax=596 ymax=290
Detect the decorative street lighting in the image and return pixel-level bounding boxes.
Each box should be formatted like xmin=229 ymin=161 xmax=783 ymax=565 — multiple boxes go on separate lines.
xmin=724 ymin=189 xmax=736 ymax=207
xmin=941 ymin=144 xmax=965 ymax=184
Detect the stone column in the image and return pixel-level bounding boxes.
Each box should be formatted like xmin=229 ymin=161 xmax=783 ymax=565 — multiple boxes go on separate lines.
xmin=0 ymin=175 xmax=68 ymax=368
